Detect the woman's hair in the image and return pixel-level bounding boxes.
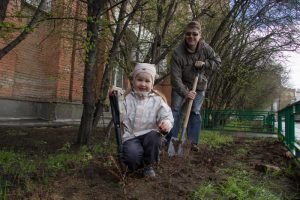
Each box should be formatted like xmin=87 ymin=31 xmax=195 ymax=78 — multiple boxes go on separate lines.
xmin=185 ymin=21 xmax=201 ymax=32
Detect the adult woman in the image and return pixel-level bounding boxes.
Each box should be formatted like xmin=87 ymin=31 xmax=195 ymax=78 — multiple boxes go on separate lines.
xmin=168 ymin=21 xmax=221 ymax=151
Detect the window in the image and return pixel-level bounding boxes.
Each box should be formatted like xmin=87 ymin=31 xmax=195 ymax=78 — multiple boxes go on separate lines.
xmin=112 ymin=68 xmax=124 ymax=89
xmin=23 ymin=0 xmax=52 ymax=12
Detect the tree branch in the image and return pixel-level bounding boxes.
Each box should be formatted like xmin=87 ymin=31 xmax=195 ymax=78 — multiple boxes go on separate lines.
xmin=0 ymin=0 xmax=46 ymax=60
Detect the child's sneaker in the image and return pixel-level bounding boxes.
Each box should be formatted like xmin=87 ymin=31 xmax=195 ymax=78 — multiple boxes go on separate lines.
xmin=143 ymin=167 xmax=156 ymax=177
xmin=191 ymin=144 xmax=199 ymax=152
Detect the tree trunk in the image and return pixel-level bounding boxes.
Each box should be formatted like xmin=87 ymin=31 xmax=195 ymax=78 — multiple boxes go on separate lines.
xmin=77 ymin=0 xmax=103 ymax=145
xmin=77 ymin=104 xmax=95 ymax=145
xmin=0 ymin=0 xmax=9 ymax=23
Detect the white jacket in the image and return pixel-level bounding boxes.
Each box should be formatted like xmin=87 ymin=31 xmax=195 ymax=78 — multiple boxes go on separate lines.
xmin=121 ymin=90 xmax=174 ymax=142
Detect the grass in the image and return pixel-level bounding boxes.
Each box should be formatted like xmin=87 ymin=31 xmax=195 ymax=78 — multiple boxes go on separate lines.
xmin=190 ymin=167 xmax=281 ymax=200
xmin=0 ymin=181 xmax=8 ymax=200
xmin=0 ymin=151 xmax=38 ymax=200
xmin=192 ymin=130 xmax=291 ymax=200
xmin=0 ymin=151 xmax=37 ymax=181
xmin=200 ymin=130 xmax=234 ymax=148
xmin=208 ymin=119 xmax=274 ymax=133
xmin=0 ymin=143 xmax=113 ymax=199
xmin=219 ymin=168 xmax=280 ymax=200
xmin=236 ymin=147 xmax=249 ymax=156
xmin=45 ymin=145 xmax=94 ymax=173
xmin=190 ymin=183 xmax=216 ymax=200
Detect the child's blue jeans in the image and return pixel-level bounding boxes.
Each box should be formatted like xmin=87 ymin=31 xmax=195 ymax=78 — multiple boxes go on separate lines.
xmin=122 ymin=131 xmax=161 ymax=171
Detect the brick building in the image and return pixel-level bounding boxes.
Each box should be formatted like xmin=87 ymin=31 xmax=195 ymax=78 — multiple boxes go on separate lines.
xmin=0 ymin=0 xmax=90 ymax=121
xmin=0 ymin=0 xmax=173 ymax=122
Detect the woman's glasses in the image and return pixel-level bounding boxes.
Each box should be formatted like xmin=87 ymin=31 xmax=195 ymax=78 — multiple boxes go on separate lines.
xmin=185 ymin=32 xmax=199 ymax=36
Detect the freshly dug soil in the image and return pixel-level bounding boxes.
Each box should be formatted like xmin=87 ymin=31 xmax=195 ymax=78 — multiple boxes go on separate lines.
xmin=0 ymin=126 xmax=299 ymax=200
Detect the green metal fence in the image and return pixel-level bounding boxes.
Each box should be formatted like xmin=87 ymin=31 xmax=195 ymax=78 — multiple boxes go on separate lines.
xmin=277 ymin=101 xmax=300 ymax=161
xmin=202 ymin=109 xmax=275 ymax=134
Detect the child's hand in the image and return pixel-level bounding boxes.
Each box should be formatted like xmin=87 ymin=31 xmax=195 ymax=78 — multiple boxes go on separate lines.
xmin=158 ymin=120 xmax=172 ymax=134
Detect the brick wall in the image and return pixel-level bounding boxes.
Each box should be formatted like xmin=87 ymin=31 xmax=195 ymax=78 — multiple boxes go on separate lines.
xmin=0 ymin=1 xmax=20 ymax=97
xmin=0 ymin=1 xmax=61 ymax=102
xmin=0 ymin=0 xmax=171 ymax=107
xmin=155 ymin=75 xmax=172 ymax=105
xmin=52 ymin=0 xmax=87 ymax=103
xmin=0 ymin=0 xmax=87 ymax=103
xmin=12 ymin=21 xmax=59 ymax=101
xmin=0 ymin=49 xmax=16 ymax=97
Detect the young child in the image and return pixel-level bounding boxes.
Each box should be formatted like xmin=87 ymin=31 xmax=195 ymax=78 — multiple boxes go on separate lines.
xmin=121 ymin=63 xmax=174 ymax=177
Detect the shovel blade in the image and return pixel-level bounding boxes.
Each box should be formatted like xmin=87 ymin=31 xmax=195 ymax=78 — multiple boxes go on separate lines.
xmin=168 ymin=137 xmax=184 ymax=157
xmin=168 ymin=128 xmax=189 ymax=157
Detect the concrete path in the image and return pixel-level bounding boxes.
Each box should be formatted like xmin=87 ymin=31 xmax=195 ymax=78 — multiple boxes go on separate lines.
xmin=0 ymin=118 xmax=110 ymax=128
xmin=220 ymin=131 xmax=277 ymax=138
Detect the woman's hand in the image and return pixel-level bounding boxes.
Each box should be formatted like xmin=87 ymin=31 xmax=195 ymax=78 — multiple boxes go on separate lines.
xmin=185 ymin=91 xmax=196 ymax=100
xmin=195 ymin=60 xmax=205 ymax=69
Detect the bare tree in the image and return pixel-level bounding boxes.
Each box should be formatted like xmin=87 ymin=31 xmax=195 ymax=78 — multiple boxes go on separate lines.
xmin=206 ymin=0 xmax=300 ymax=109
xmin=3 ymin=0 xmax=291 ymax=145
xmin=76 ymin=0 xmax=147 ymax=145
xmin=0 ymin=0 xmax=47 ymax=60
xmin=76 ymin=0 xmax=108 ymax=145
xmin=78 ymin=0 xmax=218 ymax=144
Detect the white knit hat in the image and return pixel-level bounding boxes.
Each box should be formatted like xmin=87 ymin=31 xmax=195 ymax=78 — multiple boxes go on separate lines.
xmin=131 ymin=63 xmax=157 ymax=82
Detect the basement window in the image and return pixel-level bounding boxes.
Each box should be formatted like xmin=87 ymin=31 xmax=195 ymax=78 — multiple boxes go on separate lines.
xmin=23 ymin=0 xmax=52 ymax=12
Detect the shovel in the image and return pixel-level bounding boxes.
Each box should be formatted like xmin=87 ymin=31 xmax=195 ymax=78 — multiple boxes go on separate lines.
xmin=109 ymin=90 xmax=123 ymax=163
xmin=168 ymin=71 xmax=200 ymax=157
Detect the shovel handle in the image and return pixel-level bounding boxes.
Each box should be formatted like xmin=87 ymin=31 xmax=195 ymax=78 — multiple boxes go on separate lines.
xmin=109 ymin=90 xmax=123 ymax=156
xmin=182 ymin=73 xmax=200 ymax=129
